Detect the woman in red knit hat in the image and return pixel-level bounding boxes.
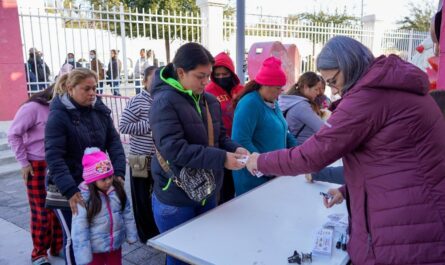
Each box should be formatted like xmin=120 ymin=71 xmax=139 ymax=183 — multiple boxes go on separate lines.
xmin=231 ymin=57 xmax=297 ymax=195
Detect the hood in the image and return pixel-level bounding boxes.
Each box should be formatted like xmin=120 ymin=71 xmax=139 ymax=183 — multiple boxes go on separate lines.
xmin=50 ymin=93 xmax=109 ymax=115
xmin=211 ymin=52 xmax=240 ymax=85
xmin=278 ymin=94 xmax=307 ymax=112
xmin=150 ymin=64 xmax=202 ymax=115
xmin=355 ymin=55 xmax=429 ymax=96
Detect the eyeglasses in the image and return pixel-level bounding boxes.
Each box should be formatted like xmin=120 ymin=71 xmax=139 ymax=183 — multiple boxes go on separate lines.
xmin=325 ymin=70 xmax=340 ymax=87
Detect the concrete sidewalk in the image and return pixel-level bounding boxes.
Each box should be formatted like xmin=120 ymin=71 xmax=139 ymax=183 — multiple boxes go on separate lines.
xmin=0 ymin=167 xmax=166 ymax=265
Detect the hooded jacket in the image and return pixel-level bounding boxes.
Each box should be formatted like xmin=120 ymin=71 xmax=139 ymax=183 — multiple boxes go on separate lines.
xmin=45 ymin=95 xmax=126 ymax=199
xmin=279 ymin=94 xmax=325 ymax=145
xmin=205 ymin=52 xmax=244 ymax=137
xmin=149 ymin=64 xmax=241 ymax=207
xmin=72 ymin=183 xmax=138 ymax=265
xmin=257 ymin=55 xmax=445 ymax=264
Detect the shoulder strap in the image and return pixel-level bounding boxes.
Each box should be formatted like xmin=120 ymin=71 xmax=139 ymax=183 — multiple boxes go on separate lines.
xmin=295 ymin=124 xmax=306 ymax=138
xmin=205 ymin=99 xmax=214 ymax=147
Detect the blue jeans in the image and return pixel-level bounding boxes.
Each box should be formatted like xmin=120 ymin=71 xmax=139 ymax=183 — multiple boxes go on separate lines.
xmin=110 ymin=81 xmax=120 ymax=96
xmin=152 ymin=193 xmax=217 ymax=265
xmin=135 ymin=80 xmax=141 ymax=94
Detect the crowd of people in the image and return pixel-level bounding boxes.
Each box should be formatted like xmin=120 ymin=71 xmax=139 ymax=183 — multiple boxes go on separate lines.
xmin=8 ymin=34 xmax=445 ymax=265
xmin=26 ymin=48 xmax=158 ymax=96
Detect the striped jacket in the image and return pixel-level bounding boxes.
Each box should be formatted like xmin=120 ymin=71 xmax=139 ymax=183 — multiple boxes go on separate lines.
xmin=119 ymin=89 xmax=155 ymax=155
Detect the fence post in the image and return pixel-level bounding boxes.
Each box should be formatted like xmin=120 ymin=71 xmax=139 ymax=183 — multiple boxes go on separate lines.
xmin=407 ymin=29 xmax=414 ymax=60
xmin=196 ymin=0 xmax=225 ymax=54
xmin=363 ymin=15 xmax=384 ymax=56
xmin=119 ymin=4 xmax=128 ymax=94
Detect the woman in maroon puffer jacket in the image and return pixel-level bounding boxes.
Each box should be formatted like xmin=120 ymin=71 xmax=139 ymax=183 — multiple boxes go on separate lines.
xmin=247 ymin=36 xmax=445 ymax=265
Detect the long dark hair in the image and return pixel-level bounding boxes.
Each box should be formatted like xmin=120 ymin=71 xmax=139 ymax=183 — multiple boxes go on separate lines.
xmin=233 ymin=80 xmax=262 ymax=107
xmin=86 ymin=177 xmax=127 ymax=224
xmin=26 ymin=84 xmax=54 ymax=105
xmin=286 ymin=72 xmax=322 ymax=116
xmin=170 ymin=43 xmax=214 ymax=79
xmin=144 ymin=66 xmax=157 ymax=82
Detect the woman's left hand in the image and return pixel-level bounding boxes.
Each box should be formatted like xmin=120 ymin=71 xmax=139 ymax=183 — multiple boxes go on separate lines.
xmin=235 ymin=147 xmax=250 ymax=156
xmin=246 ymin=153 xmax=260 ymax=175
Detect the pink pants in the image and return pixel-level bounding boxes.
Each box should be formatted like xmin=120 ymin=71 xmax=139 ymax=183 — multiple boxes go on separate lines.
xmin=89 ymin=248 xmax=122 ymax=265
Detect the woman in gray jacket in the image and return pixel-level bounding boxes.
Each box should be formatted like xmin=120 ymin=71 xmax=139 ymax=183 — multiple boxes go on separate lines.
xmin=279 ymin=72 xmax=344 ymax=184
xmin=279 ymin=72 xmax=325 ymax=144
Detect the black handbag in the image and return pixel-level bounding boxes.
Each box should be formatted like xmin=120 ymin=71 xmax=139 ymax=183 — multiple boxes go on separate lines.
xmin=156 ymin=100 xmax=216 ymax=202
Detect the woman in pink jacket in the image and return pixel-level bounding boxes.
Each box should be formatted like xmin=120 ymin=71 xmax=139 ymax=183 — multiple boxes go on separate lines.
xmin=8 ymin=85 xmax=63 ymax=265
xmin=247 ymin=36 xmax=445 ymax=264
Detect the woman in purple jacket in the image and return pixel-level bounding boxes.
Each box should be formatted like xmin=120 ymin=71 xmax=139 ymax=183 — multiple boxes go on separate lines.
xmin=8 ymin=86 xmax=63 ymax=265
xmin=246 ymin=36 xmax=445 ymax=264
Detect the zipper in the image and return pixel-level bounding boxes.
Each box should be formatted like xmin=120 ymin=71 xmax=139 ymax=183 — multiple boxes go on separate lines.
xmin=105 ymin=195 xmax=114 ymax=251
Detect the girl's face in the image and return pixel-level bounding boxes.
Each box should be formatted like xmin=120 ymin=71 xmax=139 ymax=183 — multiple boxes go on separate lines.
xmin=177 ymin=64 xmax=212 ymax=95
xmin=95 ymin=176 xmax=113 ymax=192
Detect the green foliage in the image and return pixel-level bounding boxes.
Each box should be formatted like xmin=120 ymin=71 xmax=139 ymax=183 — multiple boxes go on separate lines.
xmin=288 ymin=8 xmax=359 ymax=26
xmin=397 ymin=0 xmax=435 ymax=32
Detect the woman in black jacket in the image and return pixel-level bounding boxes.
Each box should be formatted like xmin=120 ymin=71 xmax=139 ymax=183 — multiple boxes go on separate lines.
xmin=150 ymin=43 xmax=248 ymax=265
xmin=45 ymin=68 xmax=125 ymax=265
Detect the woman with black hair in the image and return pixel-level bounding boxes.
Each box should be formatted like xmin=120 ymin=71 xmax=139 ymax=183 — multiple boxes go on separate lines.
xmin=149 ymin=43 xmax=247 ymax=265
xmin=8 ymin=85 xmax=63 ymax=265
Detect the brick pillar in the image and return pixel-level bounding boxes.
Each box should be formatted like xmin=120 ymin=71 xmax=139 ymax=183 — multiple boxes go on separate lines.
xmin=0 ymin=0 xmax=28 ymax=121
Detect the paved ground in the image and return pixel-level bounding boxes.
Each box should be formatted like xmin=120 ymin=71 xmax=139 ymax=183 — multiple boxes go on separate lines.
xmin=0 ymin=167 xmax=166 ymax=265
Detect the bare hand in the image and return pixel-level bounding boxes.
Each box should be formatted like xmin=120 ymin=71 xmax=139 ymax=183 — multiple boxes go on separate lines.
xmin=305 ymin=174 xmax=314 ymax=183
xmin=69 ymin=192 xmax=86 ymax=215
xmin=246 ymin=153 xmax=260 ymax=176
xmin=322 ymin=188 xmax=344 ymax=208
xmin=235 ymin=147 xmax=250 ymax=156
xmin=224 ymin=152 xmax=245 ymax=170
xmin=21 ymin=165 xmax=33 ymax=183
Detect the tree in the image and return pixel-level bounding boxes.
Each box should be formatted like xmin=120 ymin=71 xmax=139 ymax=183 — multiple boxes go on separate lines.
xmin=87 ymin=0 xmax=200 ymax=63
xmin=397 ymin=0 xmax=436 ymax=31
xmin=288 ymin=7 xmax=358 ymax=26
xmin=287 ymin=8 xmax=359 ymax=63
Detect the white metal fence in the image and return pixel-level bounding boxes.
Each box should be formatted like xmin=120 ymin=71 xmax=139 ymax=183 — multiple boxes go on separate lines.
xmin=223 ymin=14 xmax=427 ymax=73
xmin=19 ymin=3 xmax=428 ymax=95
xmin=19 ymin=3 xmax=202 ymax=95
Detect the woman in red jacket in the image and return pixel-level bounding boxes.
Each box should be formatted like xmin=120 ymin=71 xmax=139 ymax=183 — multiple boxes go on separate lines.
xmin=206 ymin=52 xmax=244 ymax=203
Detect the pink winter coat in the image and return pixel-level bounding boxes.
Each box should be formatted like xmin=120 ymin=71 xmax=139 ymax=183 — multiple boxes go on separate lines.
xmin=258 ymin=55 xmax=445 ymax=265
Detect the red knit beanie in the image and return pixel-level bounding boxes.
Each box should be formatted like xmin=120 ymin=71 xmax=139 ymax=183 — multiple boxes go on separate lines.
xmin=254 ymin=57 xmax=286 ymax=86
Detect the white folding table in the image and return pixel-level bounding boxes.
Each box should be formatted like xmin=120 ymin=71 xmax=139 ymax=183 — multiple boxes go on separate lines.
xmin=148 ymin=176 xmax=350 ymax=265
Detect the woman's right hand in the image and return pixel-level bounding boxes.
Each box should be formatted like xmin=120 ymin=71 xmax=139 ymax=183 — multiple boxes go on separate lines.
xmin=224 ymin=152 xmax=246 ymax=170
xmin=21 ymin=165 xmax=33 ymax=183
xmin=323 ymin=188 xmax=344 ymax=208
xmin=69 ymin=192 xmax=86 ymax=215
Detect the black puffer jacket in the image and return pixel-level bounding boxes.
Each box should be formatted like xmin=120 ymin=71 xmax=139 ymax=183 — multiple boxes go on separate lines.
xmin=150 ymin=64 xmax=241 ymax=207
xmin=45 ymin=94 xmax=125 ymax=199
